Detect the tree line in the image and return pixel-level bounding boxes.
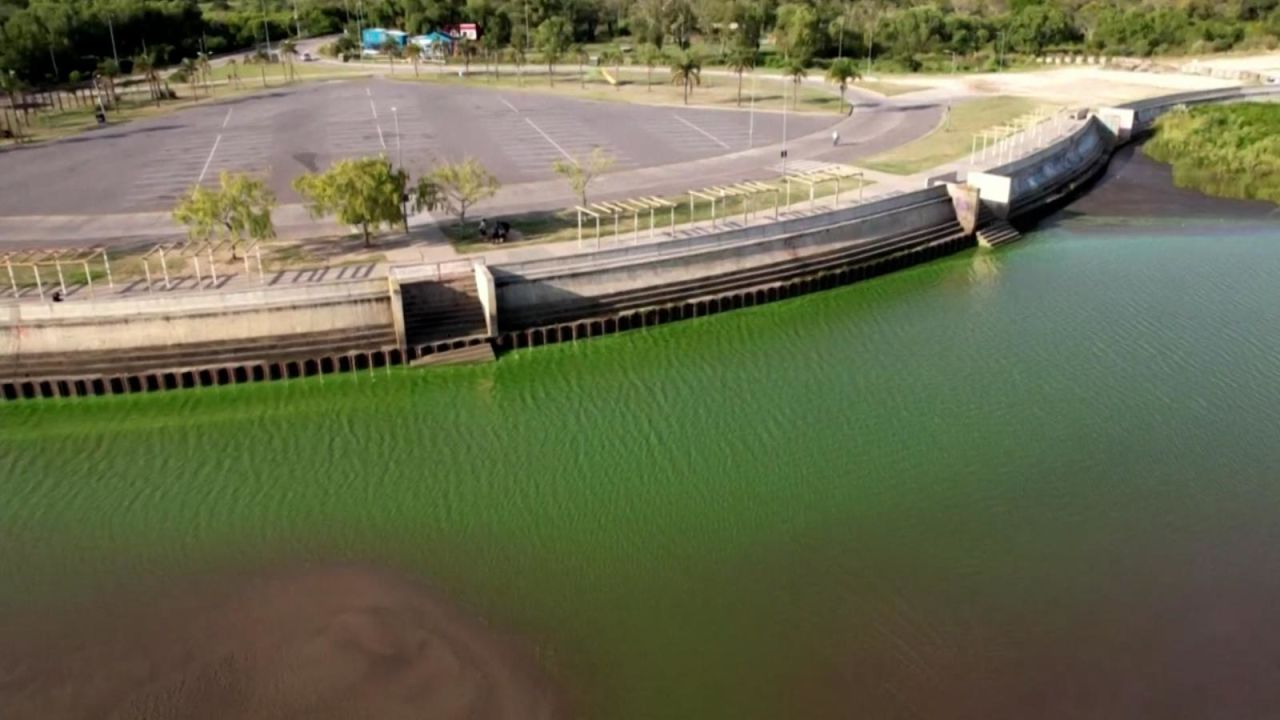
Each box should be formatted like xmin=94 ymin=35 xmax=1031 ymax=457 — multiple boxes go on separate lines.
xmin=4 ymin=0 xmax=1280 ymax=84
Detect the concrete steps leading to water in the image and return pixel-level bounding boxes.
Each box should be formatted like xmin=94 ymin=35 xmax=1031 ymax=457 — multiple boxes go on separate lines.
xmin=977 ymin=219 xmax=1023 ymax=248
xmin=401 ymin=277 xmax=488 ymax=347
xmin=409 ymin=341 xmax=496 ymax=367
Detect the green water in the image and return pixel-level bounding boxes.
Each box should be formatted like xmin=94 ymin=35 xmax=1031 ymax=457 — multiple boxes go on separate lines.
xmin=4 ymin=216 xmax=1280 ymax=717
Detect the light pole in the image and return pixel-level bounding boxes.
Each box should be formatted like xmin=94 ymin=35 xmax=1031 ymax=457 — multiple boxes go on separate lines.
xmin=107 ymin=15 xmax=119 ymax=66
xmin=293 ymin=0 xmax=302 ymax=39
xmin=748 ymin=70 xmax=756 ymax=148
xmin=865 ymin=15 xmax=877 ymax=77
xmin=392 ymin=106 xmax=407 ymax=231
xmin=260 ymin=0 xmax=273 ymax=56
xmin=781 ymin=75 xmax=789 ymax=177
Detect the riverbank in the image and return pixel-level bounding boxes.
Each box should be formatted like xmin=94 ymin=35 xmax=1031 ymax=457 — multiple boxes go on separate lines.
xmin=1143 ymin=103 xmax=1280 ymax=205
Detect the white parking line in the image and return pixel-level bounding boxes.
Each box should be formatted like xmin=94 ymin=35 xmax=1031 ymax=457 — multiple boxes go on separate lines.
xmin=196 ymin=134 xmax=223 ymax=186
xmin=369 ymin=99 xmax=379 ymax=120
xmin=377 ymin=125 xmax=386 ymax=150
xmin=499 ymin=97 xmax=520 ymax=113
xmin=524 ymin=117 xmax=576 ymax=163
xmin=674 ymin=115 xmax=731 ymax=149
xmin=221 ymin=108 xmax=233 ymax=129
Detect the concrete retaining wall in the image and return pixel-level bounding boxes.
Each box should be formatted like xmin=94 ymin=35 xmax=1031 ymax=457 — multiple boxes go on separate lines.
xmin=2 ymin=279 xmax=395 ymax=356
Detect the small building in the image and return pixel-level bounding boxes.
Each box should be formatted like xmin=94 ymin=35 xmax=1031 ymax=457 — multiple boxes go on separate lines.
xmin=362 ymin=28 xmax=408 ymax=50
xmin=411 ymin=32 xmax=455 ymax=58
xmin=443 ymin=23 xmax=479 ymax=41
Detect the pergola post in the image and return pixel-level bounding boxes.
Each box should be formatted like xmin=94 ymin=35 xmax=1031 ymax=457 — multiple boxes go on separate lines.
xmin=32 ymin=265 xmax=44 ymax=300
xmin=207 ymin=247 xmax=217 ymax=286
xmin=143 ymin=259 xmax=154 ymax=294
xmin=159 ymin=247 xmax=171 ymax=289
xmin=834 ymin=176 xmax=841 ymax=207
xmin=649 ymin=206 xmax=655 ymax=240
xmin=54 ymin=256 xmax=66 ymax=296
xmin=5 ymin=256 xmax=15 ymax=296
xmin=83 ymin=260 xmax=93 ymax=297
xmin=193 ymin=254 xmax=203 ymax=287
xmin=102 ymin=249 xmax=113 ymax=288
xmin=256 ymin=245 xmax=265 ymax=283
xmin=577 ymin=209 xmax=583 ymax=247
xmin=669 ymin=206 xmax=675 ymax=237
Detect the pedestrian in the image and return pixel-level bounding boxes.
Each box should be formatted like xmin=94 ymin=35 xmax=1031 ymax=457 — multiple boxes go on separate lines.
xmin=832 ymin=130 xmax=840 ymax=146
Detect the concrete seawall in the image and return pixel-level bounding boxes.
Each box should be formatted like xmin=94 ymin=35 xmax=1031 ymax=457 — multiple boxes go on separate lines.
xmin=5 ymin=85 xmax=1275 ymax=400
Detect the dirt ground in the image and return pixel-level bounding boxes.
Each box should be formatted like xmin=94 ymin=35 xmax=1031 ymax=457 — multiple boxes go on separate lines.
xmin=0 ymin=565 xmax=566 ymax=720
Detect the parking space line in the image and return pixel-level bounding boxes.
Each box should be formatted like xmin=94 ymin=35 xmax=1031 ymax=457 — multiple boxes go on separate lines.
xmin=674 ymin=115 xmax=731 ymax=149
xmin=196 ymin=134 xmax=223 ymax=186
xmin=499 ymin=97 xmax=520 ymax=113
xmin=221 ymin=108 xmax=233 ymax=129
xmin=369 ymin=99 xmax=379 ymax=120
xmin=524 ymin=117 xmax=576 ymax=163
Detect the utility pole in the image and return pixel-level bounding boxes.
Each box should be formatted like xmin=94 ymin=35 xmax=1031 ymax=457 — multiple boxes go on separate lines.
xmin=261 ymin=0 xmax=274 ymax=56
xmin=865 ymin=16 xmax=876 ymax=77
xmin=748 ymin=70 xmax=756 ymax=148
xmin=393 ymin=106 xmax=407 ymax=232
xmin=837 ymin=2 xmax=846 ymax=59
xmin=524 ymin=0 xmax=530 ymax=50
xmin=107 ymin=15 xmax=120 ymax=66
xmin=293 ymin=0 xmax=302 ymax=38
xmin=781 ymin=75 xmax=789 ymax=177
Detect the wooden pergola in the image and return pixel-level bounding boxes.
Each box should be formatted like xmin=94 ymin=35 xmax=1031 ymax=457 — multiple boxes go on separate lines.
xmin=782 ymin=166 xmax=865 ymax=209
xmin=3 ymin=247 xmax=111 ymax=300
xmin=575 ymin=197 xmax=677 ymax=248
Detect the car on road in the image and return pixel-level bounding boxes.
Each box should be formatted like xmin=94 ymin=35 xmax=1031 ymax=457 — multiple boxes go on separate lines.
xmin=302 ymin=52 xmax=313 ymax=62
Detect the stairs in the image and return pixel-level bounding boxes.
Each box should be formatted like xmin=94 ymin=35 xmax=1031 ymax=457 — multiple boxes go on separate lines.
xmin=409 ymin=342 xmax=496 ymax=367
xmin=400 ymin=276 xmax=489 ymax=348
xmin=975 ymin=205 xmax=1023 ymax=248
xmin=976 ymin=218 xmax=1022 ymax=247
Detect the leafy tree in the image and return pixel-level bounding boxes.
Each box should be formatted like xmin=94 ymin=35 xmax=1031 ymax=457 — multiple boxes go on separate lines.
xmin=96 ymin=58 xmax=120 ymax=107
xmin=826 ymin=57 xmax=859 ymax=113
xmin=725 ymin=45 xmax=754 ymax=107
xmin=600 ymin=43 xmax=624 ymax=90
xmin=293 ymin=157 xmax=408 ymax=247
xmin=573 ymin=44 xmax=587 ymax=88
xmin=669 ymin=50 xmax=701 ymax=105
xmin=1005 ymin=4 xmax=1076 ymax=55
xmin=783 ymin=57 xmax=807 ymax=104
xmin=417 ymin=157 xmax=501 ymax=222
xmin=173 ymin=172 xmax=277 ymax=260
xmin=404 ymin=42 xmax=423 ymax=78
xmin=637 ymin=43 xmax=665 ymax=91
xmin=280 ymin=38 xmax=299 ymax=81
xmin=509 ymin=44 xmax=526 ymax=84
xmin=536 ymin=16 xmax=571 ymax=86
xmin=1 ymin=70 xmax=25 ymax=140
xmin=552 ymin=147 xmax=616 ymax=206
xmin=775 ymin=3 xmax=819 ymax=60
xmin=479 ymin=30 xmax=502 ymax=79
xmin=458 ymin=37 xmax=477 ymax=74
xmin=197 ymin=51 xmax=213 ymax=93
xmin=179 ymin=57 xmax=201 ymax=97
xmin=132 ymin=52 xmax=161 ymax=106
xmin=380 ymin=37 xmax=401 ymax=73
xmin=225 ymin=58 xmax=240 ymax=89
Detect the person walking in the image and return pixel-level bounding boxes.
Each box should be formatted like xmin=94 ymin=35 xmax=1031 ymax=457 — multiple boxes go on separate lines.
xmin=832 ymin=130 xmax=840 ymax=146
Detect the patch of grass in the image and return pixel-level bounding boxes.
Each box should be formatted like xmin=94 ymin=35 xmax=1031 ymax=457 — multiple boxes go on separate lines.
xmin=853 ymin=80 xmax=920 ymax=97
xmin=396 ymin=66 xmax=848 ymax=115
xmin=1145 ymin=103 xmax=1280 ymax=205
xmin=442 ymin=174 xmax=873 ymax=252
xmin=860 ymin=95 xmax=1043 ymax=175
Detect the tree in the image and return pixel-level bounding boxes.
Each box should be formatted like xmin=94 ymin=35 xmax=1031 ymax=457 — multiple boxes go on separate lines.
xmin=197 ymin=51 xmax=213 ymax=93
xmin=404 ymin=42 xmax=423 ymax=78
xmin=637 ymin=43 xmax=665 ymax=91
xmin=600 ymin=44 xmax=624 ymax=90
xmin=179 ymin=57 xmax=201 ymax=98
xmin=293 ymin=157 xmax=408 ymax=247
xmin=536 ymin=17 xmax=571 ymax=87
xmin=669 ymin=51 xmax=701 ymax=105
xmin=280 ymin=38 xmax=299 ymax=81
xmin=226 ymin=58 xmax=240 ymax=89
xmin=1 ymin=71 xmax=25 ymax=141
xmin=725 ymin=45 xmax=755 ymax=107
xmin=173 ymin=171 xmax=277 ymax=260
xmin=380 ymin=38 xmax=402 ymax=74
xmin=133 ymin=52 xmax=161 ymax=107
xmin=509 ymin=45 xmax=526 ymax=85
xmin=417 ymin=157 xmax=501 ymax=222
xmin=573 ymin=44 xmax=587 ymax=88
xmin=826 ymin=57 xmax=859 ymax=114
xmin=479 ymin=31 xmax=502 ymax=80
xmin=775 ymin=3 xmax=819 ymax=60
xmin=458 ymin=37 xmax=476 ymax=74
xmin=783 ymin=57 xmax=807 ymax=104
xmin=96 ymin=59 xmax=120 ymax=107
xmin=552 ymin=147 xmax=616 ymax=206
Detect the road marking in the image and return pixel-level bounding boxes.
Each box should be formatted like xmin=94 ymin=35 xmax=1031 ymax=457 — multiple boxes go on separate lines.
xmin=674 ymin=115 xmax=731 ymax=149
xmin=377 ymin=124 xmax=386 ymax=150
xmin=366 ymin=87 xmax=372 ymax=97
xmin=369 ymin=99 xmax=379 ymax=120
xmin=196 ymin=134 xmax=223 ymax=186
xmin=499 ymin=97 xmax=520 ymax=113
xmin=524 ymin=117 xmax=575 ymax=163
xmin=220 ymin=108 xmax=233 ymax=129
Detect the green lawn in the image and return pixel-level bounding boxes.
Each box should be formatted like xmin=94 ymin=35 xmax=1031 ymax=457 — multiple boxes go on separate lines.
xmin=860 ymin=95 xmax=1044 ymax=175
xmin=444 ymin=174 xmax=873 ymax=252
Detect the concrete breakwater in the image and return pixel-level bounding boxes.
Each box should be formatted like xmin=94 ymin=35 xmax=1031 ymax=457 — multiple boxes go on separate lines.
xmin=6 ymin=86 xmax=1273 ymax=400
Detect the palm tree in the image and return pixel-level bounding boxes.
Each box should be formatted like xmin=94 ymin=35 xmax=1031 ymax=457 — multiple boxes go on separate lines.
xmin=572 ymin=44 xmax=586 ymax=88
xmin=479 ymin=31 xmax=501 ymax=80
xmin=1 ymin=70 xmax=25 ymax=139
xmin=96 ymin=58 xmax=120 ymax=107
xmin=380 ymin=38 xmax=400 ymax=74
xmin=226 ymin=58 xmax=240 ymax=89
xmin=133 ymin=52 xmax=161 ymax=106
xmin=638 ymin=44 xmax=664 ymax=91
xmin=404 ymin=42 xmax=423 ymax=78
xmin=601 ymin=44 xmax=624 ymax=90
xmin=280 ymin=39 xmax=299 ymax=82
xmin=458 ymin=37 xmax=476 ymax=75
xmin=670 ymin=51 xmax=701 ymax=105
xmin=725 ymin=46 xmax=755 ymax=107
xmin=544 ymin=47 xmax=562 ymax=87
xmin=180 ymin=57 xmax=201 ymax=98
xmin=783 ymin=58 xmax=807 ymax=105
xmin=197 ymin=51 xmax=213 ymax=94
xmin=509 ymin=45 xmax=526 ymax=85
xmin=252 ymin=49 xmax=270 ymax=87
xmin=826 ymin=57 xmax=861 ymax=114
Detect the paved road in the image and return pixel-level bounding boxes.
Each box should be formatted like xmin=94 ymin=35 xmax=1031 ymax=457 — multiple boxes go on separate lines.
xmin=0 ymin=78 xmax=839 ymax=216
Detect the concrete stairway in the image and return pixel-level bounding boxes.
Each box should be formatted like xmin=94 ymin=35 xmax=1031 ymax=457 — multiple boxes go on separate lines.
xmin=976 ymin=218 xmax=1022 ymax=248
xmin=409 ymin=342 xmax=496 ymax=367
xmin=401 ymin=277 xmax=489 ymax=348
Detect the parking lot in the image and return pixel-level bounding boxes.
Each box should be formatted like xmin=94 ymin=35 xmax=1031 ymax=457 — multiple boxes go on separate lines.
xmin=0 ymin=78 xmax=841 ymax=216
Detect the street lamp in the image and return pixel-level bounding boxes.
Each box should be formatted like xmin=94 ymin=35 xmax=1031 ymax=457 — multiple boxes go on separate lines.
xmin=392 ymin=106 xmax=407 ymax=232
xmin=260 ymin=0 xmax=273 ymax=56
